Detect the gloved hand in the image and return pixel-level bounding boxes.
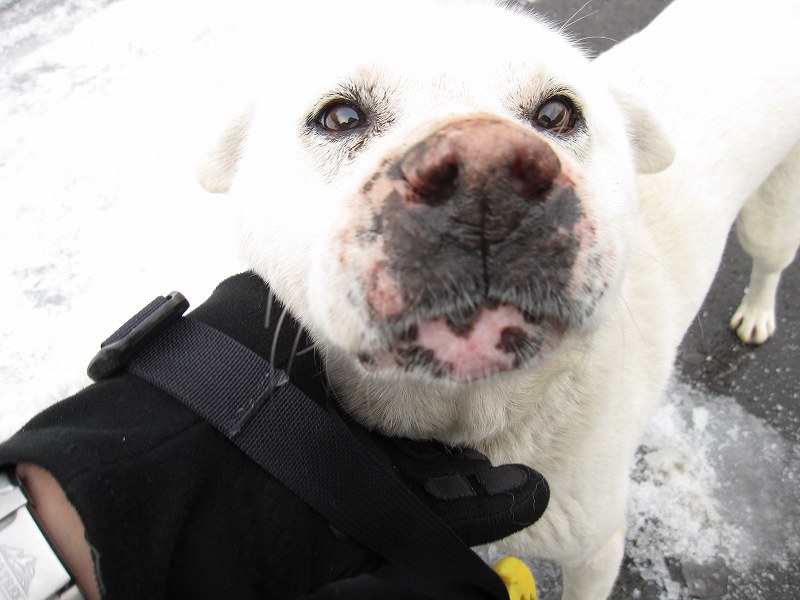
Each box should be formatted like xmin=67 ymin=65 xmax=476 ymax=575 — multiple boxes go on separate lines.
xmin=376 ymin=435 xmax=549 ymax=548
xmin=0 ymin=273 xmax=549 ymax=600
xmin=195 ymin=272 xmax=551 ymax=595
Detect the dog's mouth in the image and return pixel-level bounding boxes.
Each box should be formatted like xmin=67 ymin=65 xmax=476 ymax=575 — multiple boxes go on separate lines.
xmin=357 ymin=303 xmax=565 ymax=382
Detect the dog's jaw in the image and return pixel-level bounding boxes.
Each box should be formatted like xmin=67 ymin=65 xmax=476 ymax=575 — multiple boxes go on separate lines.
xmin=322 ymin=327 xmax=594 ymax=446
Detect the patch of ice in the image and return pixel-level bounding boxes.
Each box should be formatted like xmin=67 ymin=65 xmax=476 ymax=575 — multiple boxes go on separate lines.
xmin=627 ymin=378 xmax=800 ymax=597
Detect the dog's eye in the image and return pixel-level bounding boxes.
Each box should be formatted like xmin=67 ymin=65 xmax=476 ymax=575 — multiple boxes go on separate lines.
xmin=318 ymin=101 xmax=367 ymax=133
xmin=532 ymin=97 xmax=577 ymax=135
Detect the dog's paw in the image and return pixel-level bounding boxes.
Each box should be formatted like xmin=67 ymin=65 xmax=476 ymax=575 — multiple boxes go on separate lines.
xmin=730 ymin=301 xmax=776 ymax=345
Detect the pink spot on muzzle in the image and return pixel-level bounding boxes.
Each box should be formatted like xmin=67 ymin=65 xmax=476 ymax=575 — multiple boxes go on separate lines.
xmin=414 ymin=306 xmax=526 ymax=380
xmin=367 ymin=267 xmax=408 ymax=319
xmin=361 ymin=304 xmax=564 ymax=381
xmin=412 ymin=305 xmax=557 ymax=381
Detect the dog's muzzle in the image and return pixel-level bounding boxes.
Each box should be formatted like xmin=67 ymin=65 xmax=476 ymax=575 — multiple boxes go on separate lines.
xmin=356 ymin=117 xmax=592 ymax=381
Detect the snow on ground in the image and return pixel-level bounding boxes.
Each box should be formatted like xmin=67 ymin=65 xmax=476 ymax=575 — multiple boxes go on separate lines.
xmin=1 ymin=2 xmax=797 ymax=599
xmin=0 ymin=0 xmax=257 ymax=436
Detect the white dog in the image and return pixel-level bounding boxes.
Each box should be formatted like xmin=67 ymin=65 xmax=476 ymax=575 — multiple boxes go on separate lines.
xmin=198 ymin=0 xmax=800 ymax=597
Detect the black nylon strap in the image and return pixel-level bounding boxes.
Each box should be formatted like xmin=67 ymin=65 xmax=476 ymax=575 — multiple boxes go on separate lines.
xmin=101 ymin=297 xmax=509 ymax=600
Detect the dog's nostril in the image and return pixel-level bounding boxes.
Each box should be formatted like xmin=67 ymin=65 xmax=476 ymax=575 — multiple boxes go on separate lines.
xmin=509 ymin=147 xmax=561 ymax=204
xmin=400 ymin=139 xmax=459 ymax=206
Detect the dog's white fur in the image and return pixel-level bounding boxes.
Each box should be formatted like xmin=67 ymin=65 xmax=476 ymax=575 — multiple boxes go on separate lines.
xmin=198 ymin=1 xmax=800 ymax=597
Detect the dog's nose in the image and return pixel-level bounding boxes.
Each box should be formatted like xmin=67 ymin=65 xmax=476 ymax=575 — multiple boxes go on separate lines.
xmin=399 ymin=117 xmax=561 ymax=207
xmin=373 ymin=116 xmax=581 ymax=321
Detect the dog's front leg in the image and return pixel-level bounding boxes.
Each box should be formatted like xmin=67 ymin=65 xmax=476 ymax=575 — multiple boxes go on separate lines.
xmin=560 ymin=521 xmax=626 ymax=600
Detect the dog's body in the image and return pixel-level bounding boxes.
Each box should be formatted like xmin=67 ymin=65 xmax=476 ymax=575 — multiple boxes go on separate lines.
xmin=199 ymin=1 xmax=800 ymax=597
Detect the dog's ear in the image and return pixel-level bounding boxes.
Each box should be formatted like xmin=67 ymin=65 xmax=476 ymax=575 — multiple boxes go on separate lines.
xmin=196 ymin=106 xmax=255 ymax=193
xmin=610 ymin=87 xmax=674 ymax=174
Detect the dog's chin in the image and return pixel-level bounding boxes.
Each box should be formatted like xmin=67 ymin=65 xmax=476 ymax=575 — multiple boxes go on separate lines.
xmin=356 ymin=303 xmax=566 ymax=384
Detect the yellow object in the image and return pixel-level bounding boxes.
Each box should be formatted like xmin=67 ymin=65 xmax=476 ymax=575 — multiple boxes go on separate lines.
xmin=493 ymin=556 xmax=537 ymax=600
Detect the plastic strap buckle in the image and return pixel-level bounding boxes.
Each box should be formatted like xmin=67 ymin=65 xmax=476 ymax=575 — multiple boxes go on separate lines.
xmin=87 ymin=292 xmax=189 ymax=381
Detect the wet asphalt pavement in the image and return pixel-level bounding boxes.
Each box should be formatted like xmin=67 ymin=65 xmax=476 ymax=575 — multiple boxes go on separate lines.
xmin=530 ymin=0 xmax=799 ymax=598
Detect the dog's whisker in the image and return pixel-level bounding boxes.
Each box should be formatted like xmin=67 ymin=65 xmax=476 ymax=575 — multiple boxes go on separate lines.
xmin=575 ymin=35 xmax=620 ymax=45
xmin=559 ymin=0 xmax=595 ymax=33
xmin=264 ymin=288 xmax=274 ymax=329
xmin=628 ymin=242 xmax=705 ymax=340
xmin=285 ymin=325 xmax=304 ymax=380
xmin=695 ymin=310 xmax=706 ymax=341
xmin=572 ymin=329 xmax=596 ymax=380
xmin=563 ymin=9 xmax=600 ymax=32
xmin=294 ymin=345 xmax=316 ymax=357
xmin=617 ymin=293 xmax=658 ymax=360
xmin=264 ymin=307 xmax=289 ymax=402
xmin=270 ymin=307 xmax=288 ymax=368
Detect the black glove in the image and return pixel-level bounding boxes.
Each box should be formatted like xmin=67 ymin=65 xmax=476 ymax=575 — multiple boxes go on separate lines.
xmin=376 ymin=435 xmax=549 ymax=548
xmin=0 ymin=273 xmax=549 ymax=599
xmin=193 ymin=272 xmax=549 ymax=548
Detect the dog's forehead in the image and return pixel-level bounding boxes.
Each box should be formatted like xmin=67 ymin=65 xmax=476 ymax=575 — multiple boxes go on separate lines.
xmin=314 ymin=4 xmax=573 ymax=64
xmin=260 ymin=1 xmax=591 ymax=106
